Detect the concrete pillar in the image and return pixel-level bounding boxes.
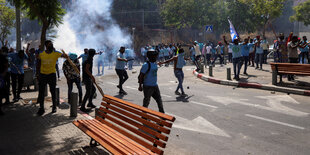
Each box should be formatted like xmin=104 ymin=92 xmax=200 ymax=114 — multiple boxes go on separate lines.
xmin=55 ymin=86 xmax=60 ymax=106
xmin=209 ymin=65 xmax=213 ymax=77
xmin=227 ymin=68 xmax=231 ymax=80
xmin=272 ymin=71 xmax=277 ymax=85
xmin=70 ymin=92 xmax=78 ymax=117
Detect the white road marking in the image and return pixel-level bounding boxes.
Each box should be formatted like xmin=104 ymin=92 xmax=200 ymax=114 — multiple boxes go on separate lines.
xmin=107 ymin=82 xmax=118 ymax=86
xmin=245 ymin=114 xmax=305 ymax=130
xmin=169 ymin=81 xmax=177 ymax=83
xmin=168 ymin=113 xmax=230 ymax=137
xmin=161 ymin=94 xmax=172 ymax=98
xmin=125 ymin=86 xmax=136 ymax=90
xmin=207 ymin=95 xmax=308 ymax=117
xmin=191 ymin=101 xmax=218 ymax=109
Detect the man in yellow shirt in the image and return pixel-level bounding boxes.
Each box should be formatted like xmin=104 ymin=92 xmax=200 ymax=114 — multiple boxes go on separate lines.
xmin=36 ymin=40 xmax=68 ymax=116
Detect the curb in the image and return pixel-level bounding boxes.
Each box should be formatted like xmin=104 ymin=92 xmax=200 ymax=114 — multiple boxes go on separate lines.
xmin=193 ymin=71 xmax=310 ymax=96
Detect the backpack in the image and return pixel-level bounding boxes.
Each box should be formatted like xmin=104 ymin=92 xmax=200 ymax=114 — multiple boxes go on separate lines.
xmin=138 ymin=61 xmax=151 ymax=84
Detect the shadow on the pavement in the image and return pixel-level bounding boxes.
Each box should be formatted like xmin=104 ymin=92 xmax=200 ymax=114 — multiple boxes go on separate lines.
xmin=68 ymin=146 xmax=109 ymax=155
xmin=0 ymin=102 xmax=83 ymax=154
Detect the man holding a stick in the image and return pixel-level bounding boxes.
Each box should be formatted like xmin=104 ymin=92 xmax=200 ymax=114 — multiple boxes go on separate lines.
xmin=36 ymin=40 xmax=69 ymax=116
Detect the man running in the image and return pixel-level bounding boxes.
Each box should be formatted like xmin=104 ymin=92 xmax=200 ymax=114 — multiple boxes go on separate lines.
xmin=36 ymin=40 xmax=69 ymax=116
xmin=159 ymin=48 xmax=190 ymax=96
xmin=138 ymin=49 xmax=164 ymax=113
xmin=115 ymin=47 xmax=129 ymax=95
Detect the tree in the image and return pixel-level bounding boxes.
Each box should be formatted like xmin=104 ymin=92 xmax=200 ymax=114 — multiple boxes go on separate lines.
xmin=239 ymin=0 xmax=286 ymax=37
xmin=0 ymin=0 xmax=15 ymax=46
xmin=290 ymin=0 xmax=310 ymax=26
xmin=160 ymin=0 xmax=217 ymax=29
xmin=22 ymin=0 xmax=65 ymax=50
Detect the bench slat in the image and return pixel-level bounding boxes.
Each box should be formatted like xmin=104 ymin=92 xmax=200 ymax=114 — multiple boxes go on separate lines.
xmin=102 ymin=94 xmax=175 ymax=122
xmin=101 ymin=100 xmax=173 ymax=128
xmin=99 ymin=107 xmax=169 ymax=141
xmin=97 ymin=110 xmax=166 ymax=148
xmin=96 ymin=115 xmax=164 ymax=154
xmin=73 ymin=120 xmax=129 ymax=155
xmin=82 ymin=119 xmax=154 ymax=155
xmin=100 ymin=102 xmax=171 ymax=134
xmin=277 ymin=71 xmax=310 ymax=75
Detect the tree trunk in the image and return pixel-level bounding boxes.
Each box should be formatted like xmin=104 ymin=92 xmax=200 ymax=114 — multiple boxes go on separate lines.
xmin=16 ymin=6 xmax=21 ymax=51
xmin=40 ymin=22 xmax=48 ymax=51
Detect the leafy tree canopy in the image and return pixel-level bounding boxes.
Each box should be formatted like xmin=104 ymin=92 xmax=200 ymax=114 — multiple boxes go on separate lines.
xmin=290 ymin=0 xmax=310 ymax=26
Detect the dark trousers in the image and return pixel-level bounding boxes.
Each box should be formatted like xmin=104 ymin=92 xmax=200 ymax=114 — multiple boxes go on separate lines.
xmin=263 ymin=50 xmax=268 ymax=64
xmin=274 ymin=51 xmax=282 ymax=62
xmin=228 ymin=53 xmax=232 ymax=63
xmin=81 ymin=79 xmax=96 ymax=108
xmin=301 ymin=52 xmax=309 ymax=64
xmin=233 ymin=57 xmax=242 ymax=79
xmin=255 ymin=53 xmax=263 ymax=69
xmin=242 ymin=56 xmax=249 ymax=74
xmin=11 ymin=73 xmax=24 ymax=99
xmin=38 ymin=73 xmax=57 ymax=109
xmin=4 ymin=72 xmax=10 ymax=103
xmin=174 ymin=70 xmax=184 ymax=94
xmin=143 ymin=85 xmax=164 ymax=113
xmin=288 ymin=58 xmax=298 ymax=80
xmin=212 ymin=54 xmax=223 ymax=65
xmin=249 ymin=52 xmax=255 ymax=66
xmin=67 ymin=78 xmax=83 ymax=104
xmin=56 ymin=64 xmax=60 ymax=78
xmin=193 ymin=55 xmax=201 ymax=70
xmin=115 ymin=69 xmax=128 ymax=91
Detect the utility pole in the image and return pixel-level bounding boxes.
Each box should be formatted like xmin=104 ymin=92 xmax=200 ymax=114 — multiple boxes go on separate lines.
xmin=16 ymin=6 xmax=21 ymax=51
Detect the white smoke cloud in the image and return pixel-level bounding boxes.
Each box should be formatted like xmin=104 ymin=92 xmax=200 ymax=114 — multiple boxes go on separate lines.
xmin=54 ymin=0 xmax=132 ymax=55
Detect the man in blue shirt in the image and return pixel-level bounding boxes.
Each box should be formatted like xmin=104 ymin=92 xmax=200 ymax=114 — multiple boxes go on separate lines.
xmin=138 ymin=49 xmax=164 ymax=113
xmin=224 ymin=36 xmax=242 ymax=80
xmin=115 ymin=47 xmax=129 ymax=95
xmin=255 ymin=39 xmax=264 ymax=70
xmin=299 ymin=36 xmax=309 ymax=64
xmin=8 ymin=49 xmax=29 ymax=102
xmin=241 ymin=37 xmax=254 ymax=75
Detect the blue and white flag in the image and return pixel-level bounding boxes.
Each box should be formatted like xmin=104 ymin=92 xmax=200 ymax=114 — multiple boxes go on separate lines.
xmin=228 ymin=18 xmax=239 ymax=41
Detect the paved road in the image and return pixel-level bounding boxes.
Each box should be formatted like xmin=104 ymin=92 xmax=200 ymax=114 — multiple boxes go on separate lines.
xmin=64 ymin=65 xmax=310 ymax=155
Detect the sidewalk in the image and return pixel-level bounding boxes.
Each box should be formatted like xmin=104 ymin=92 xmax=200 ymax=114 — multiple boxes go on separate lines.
xmin=0 ymin=89 xmax=110 ymax=155
xmin=192 ymin=62 xmax=310 ymax=96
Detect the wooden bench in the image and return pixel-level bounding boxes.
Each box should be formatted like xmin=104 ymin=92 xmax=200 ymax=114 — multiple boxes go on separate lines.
xmin=73 ymin=94 xmax=176 ymax=155
xmin=270 ymin=63 xmax=310 ymax=85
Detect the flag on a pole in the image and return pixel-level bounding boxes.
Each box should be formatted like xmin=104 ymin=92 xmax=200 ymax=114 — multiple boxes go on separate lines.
xmin=228 ymin=18 xmax=239 ymax=41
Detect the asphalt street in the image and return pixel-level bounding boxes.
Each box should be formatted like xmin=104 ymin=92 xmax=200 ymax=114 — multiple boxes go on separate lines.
xmin=60 ymin=65 xmax=310 ymax=155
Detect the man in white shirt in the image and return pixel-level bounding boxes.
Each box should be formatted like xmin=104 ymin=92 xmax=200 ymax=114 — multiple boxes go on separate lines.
xmin=193 ymin=41 xmax=202 ymax=72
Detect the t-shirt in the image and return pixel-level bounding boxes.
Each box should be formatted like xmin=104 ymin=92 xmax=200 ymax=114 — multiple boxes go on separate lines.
xmin=261 ymin=40 xmax=269 ymax=50
xmin=194 ymin=45 xmax=201 ymax=56
xmin=39 ymin=50 xmax=62 ymax=74
xmin=115 ymin=52 xmax=126 ymax=70
xmin=255 ymin=45 xmax=264 ymax=54
xmin=82 ymin=57 xmax=93 ymax=81
xmin=287 ymin=42 xmax=299 ymax=58
xmin=299 ymin=41 xmax=309 ymax=53
xmin=80 ymin=53 xmax=88 ymax=63
xmin=163 ymin=48 xmax=170 ymax=57
xmin=215 ymin=45 xmax=224 ymax=54
xmin=230 ymin=43 xmax=242 ymax=58
xmin=206 ymin=46 xmax=212 ymax=54
xmin=140 ymin=62 xmax=158 ymax=86
xmin=228 ymin=45 xmax=233 ymax=53
xmin=8 ymin=53 xmax=28 ymax=74
xmin=241 ymin=43 xmax=254 ymax=56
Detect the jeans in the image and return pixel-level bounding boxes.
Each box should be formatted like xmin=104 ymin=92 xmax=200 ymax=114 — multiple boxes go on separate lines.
xmin=143 ymin=85 xmax=164 ymax=113
xmin=274 ymin=51 xmax=282 ymax=62
xmin=115 ymin=69 xmax=128 ymax=91
xmin=242 ymin=56 xmax=249 ymax=74
xmin=4 ymin=72 xmax=10 ymax=103
xmin=81 ymin=79 xmax=96 ymax=108
xmin=255 ymin=53 xmax=263 ymax=69
xmin=174 ymin=70 xmax=184 ymax=94
xmin=11 ymin=73 xmax=24 ymax=99
xmin=228 ymin=53 xmax=232 ymax=63
xmin=263 ymin=50 xmax=268 ymax=64
xmin=249 ymin=52 xmax=255 ymax=66
xmin=97 ymin=61 xmax=104 ymax=75
xmin=212 ymin=54 xmax=223 ymax=65
xmin=194 ymin=55 xmax=201 ymax=70
xmin=37 ymin=73 xmax=57 ymax=109
xmin=128 ymin=60 xmax=133 ymax=70
xmin=67 ymin=78 xmax=83 ymax=104
xmin=301 ymin=52 xmax=309 ymax=64
xmin=233 ymin=57 xmax=242 ymax=79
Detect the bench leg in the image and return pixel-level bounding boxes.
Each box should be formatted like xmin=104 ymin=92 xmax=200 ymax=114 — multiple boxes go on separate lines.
xmin=279 ymin=75 xmax=283 ymax=83
xmin=90 ymin=138 xmax=99 ymax=147
xmin=272 ymin=71 xmax=277 ymax=85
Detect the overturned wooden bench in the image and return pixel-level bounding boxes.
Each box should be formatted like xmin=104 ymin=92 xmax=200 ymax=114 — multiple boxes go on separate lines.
xmin=270 ymin=63 xmax=310 ymax=85
xmin=73 ymin=94 xmax=176 ymax=155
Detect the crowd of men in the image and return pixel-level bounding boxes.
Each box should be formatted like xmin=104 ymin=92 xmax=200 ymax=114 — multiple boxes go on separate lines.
xmin=0 ymin=31 xmax=309 ymax=115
